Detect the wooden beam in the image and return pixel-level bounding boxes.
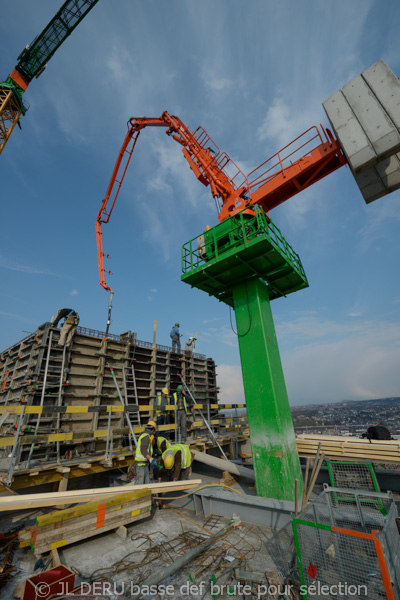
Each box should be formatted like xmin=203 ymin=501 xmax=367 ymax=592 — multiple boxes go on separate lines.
xmin=115 ymin=525 xmax=128 ymax=539
xmin=0 ymin=479 xmax=202 ymax=511
xmin=192 ymin=450 xmax=255 ymax=481
xmin=56 ymin=468 xmax=70 ymax=510
xmin=51 ymin=548 xmax=62 ymax=567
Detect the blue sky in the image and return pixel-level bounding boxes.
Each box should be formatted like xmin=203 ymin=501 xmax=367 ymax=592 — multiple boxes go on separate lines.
xmin=1 ymin=0 xmax=400 ymax=406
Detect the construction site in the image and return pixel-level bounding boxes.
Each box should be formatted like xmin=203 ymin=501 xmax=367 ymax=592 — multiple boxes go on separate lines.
xmin=1 ymin=2 xmax=400 ymax=599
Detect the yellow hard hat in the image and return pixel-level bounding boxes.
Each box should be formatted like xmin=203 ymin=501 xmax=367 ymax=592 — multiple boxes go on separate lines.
xmin=164 ymin=453 xmax=174 ymax=470
xmin=162 ymin=387 xmax=169 ymax=395
xmin=146 ymin=420 xmax=156 ymax=430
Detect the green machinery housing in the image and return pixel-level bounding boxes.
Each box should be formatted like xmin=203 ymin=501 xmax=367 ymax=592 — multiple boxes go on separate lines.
xmin=182 ymin=206 xmax=308 ymax=501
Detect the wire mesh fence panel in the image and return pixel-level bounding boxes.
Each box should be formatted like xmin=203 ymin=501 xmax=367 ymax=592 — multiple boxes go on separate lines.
xmin=380 ymin=503 xmax=400 ymax=592
xmin=327 ymin=461 xmax=379 ymax=493
xmin=294 ymin=521 xmax=386 ymax=600
xmin=293 ymin=487 xmax=399 ymax=600
xmin=301 ymin=487 xmax=393 ymax=532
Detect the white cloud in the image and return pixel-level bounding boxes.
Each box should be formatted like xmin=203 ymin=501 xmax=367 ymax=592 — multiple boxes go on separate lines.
xmin=355 ymin=195 xmax=400 ymax=256
xmin=282 ymin=320 xmax=400 ymax=405
xmin=201 ymin=64 xmax=233 ymax=93
xmin=0 ymin=256 xmax=58 ymax=277
xmin=202 ymin=323 xmax=237 ymax=348
xmin=70 ymin=289 xmax=79 ymax=296
xmin=217 ymin=365 xmax=245 ymax=405
xmin=0 ymin=311 xmax=36 ymax=323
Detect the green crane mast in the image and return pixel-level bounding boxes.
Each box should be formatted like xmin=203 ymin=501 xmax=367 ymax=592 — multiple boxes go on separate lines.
xmin=0 ymin=0 xmax=100 ymax=154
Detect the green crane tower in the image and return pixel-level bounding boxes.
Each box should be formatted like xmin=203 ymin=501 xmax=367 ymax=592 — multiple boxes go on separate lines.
xmin=181 ymin=206 xmax=308 ymax=501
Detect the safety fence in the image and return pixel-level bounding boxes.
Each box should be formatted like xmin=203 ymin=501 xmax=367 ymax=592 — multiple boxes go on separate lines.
xmin=293 ymin=486 xmax=400 ymax=600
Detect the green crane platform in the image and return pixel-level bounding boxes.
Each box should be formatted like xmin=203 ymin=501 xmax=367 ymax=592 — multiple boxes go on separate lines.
xmin=181 ymin=206 xmax=308 ymax=500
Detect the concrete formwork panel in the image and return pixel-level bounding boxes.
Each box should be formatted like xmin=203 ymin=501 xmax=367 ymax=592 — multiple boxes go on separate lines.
xmin=342 ymin=74 xmax=400 ymax=163
xmin=0 ymin=323 xmax=219 ymax=467
xmin=323 ymin=59 xmax=400 ymax=203
xmin=323 ymin=90 xmax=376 ymax=173
xmin=362 ymin=59 xmax=400 ymax=131
xmin=355 ymin=152 xmax=400 ymax=203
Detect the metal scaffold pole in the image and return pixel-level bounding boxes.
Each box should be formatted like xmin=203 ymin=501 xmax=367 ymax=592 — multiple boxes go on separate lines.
xmin=180 ymin=374 xmax=228 ymax=460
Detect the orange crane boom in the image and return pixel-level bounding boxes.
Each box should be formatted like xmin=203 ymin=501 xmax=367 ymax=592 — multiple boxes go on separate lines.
xmin=96 ymin=112 xmax=347 ymax=292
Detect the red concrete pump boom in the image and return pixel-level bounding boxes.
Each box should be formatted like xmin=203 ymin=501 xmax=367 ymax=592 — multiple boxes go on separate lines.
xmin=96 ymin=111 xmax=347 ymax=292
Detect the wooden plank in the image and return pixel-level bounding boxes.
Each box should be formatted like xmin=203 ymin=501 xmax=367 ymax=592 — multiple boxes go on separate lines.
xmin=34 ymin=500 xmax=151 ymax=543
xmin=56 ymin=468 xmax=70 ymax=510
xmin=10 ymin=455 xmax=136 ymax=490
xmin=0 ymin=479 xmax=202 ymax=511
xmin=0 ymin=417 xmax=226 ymax=446
xmin=296 ymin=434 xmax=400 ymax=445
xmin=296 ymin=441 xmax=400 ymax=449
xmin=0 ymin=405 xmax=139 ymax=415
xmin=295 ymin=434 xmax=400 ymax=464
xmin=33 ymin=506 xmax=150 ymax=555
xmin=37 ymin=489 xmax=151 ymax=527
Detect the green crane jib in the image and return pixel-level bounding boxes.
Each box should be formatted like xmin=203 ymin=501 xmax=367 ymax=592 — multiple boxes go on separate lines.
xmin=0 ymin=0 xmax=100 ymax=154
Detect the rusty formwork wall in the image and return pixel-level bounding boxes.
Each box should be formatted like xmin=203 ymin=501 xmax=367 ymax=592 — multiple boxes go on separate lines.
xmin=0 ymin=322 xmax=219 ymax=466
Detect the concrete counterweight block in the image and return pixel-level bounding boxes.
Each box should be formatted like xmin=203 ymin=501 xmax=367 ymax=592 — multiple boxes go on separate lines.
xmin=323 ymin=59 xmax=400 ymax=203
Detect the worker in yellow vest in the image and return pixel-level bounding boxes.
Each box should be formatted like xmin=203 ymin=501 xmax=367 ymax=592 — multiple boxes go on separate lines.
xmin=155 ymin=387 xmax=170 ymax=429
xmin=134 ymin=420 xmax=157 ymax=485
xmin=128 ymin=429 xmax=167 ymax=484
xmin=161 ymin=443 xmax=193 ymax=481
xmin=173 ymin=385 xmax=188 ymax=443
xmin=155 ymin=434 xmax=170 ymax=454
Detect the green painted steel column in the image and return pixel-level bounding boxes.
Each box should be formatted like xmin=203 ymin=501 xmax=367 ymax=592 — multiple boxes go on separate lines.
xmin=232 ymin=277 xmax=303 ymax=501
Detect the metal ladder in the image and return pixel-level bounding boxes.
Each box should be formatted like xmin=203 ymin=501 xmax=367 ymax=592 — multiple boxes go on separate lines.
xmin=123 ymin=355 xmax=141 ymax=428
xmin=26 ymin=327 xmax=69 ymax=467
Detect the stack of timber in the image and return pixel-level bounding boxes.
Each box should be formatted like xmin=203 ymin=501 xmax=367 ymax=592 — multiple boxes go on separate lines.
xmin=0 ymin=322 xmax=218 ymax=468
xmin=19 ymin=488 xmax=152 ymax=556
xmin=297 ymin=434 xmax=400 ymax=464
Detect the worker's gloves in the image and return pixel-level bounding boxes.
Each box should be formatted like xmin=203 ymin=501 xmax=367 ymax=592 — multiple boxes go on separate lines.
xmin=150 ymin=459 xmax=158 ymax=469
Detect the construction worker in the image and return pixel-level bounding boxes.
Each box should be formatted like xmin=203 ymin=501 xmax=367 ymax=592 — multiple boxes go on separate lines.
xmin=154 ymin=433 xmax=170 ymax=455
xmin=170 ymin=323 xmax=182 ymax=353
xmin=155 ymin=387 xmax=170 ymax=428
xmin=161 ymin=443 xmax=193 ymax=481
xmin=173 ymin=385 xmax=188 ymax=443
xmin=185 ymin=336 xmax=196 ymax=356
xmin=134 ymin=420 xmax=157 ymax=485
xmin=53 ymin=308 xmax=80 ymax=347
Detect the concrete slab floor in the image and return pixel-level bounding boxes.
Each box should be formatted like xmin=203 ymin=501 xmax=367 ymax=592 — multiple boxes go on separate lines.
xmin=0 ymin=488 xmax=294 ymax=600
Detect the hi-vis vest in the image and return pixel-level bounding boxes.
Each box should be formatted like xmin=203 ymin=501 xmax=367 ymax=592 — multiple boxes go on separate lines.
xmin=155 ymin=394 xmax=169 ymax=416
xmin=135 ymin=432 xmax=154 ymax=463
xmin=162 ymin=443 xmax=191 ymax=469
xmin=156 ymin=436 xmax=170 ymax=453
xmin=173 ymin=392 xmax=187 ymax=413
